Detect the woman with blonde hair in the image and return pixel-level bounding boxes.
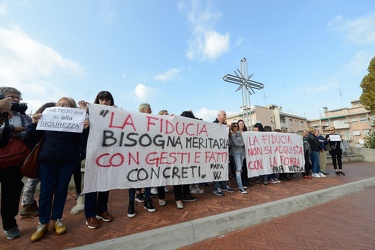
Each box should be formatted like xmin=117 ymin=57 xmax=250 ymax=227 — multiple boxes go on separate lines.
xmin=27 ymin=97 xmax=89 ymax=242
xmin=326 ymin=127 xmax=345 ymax=175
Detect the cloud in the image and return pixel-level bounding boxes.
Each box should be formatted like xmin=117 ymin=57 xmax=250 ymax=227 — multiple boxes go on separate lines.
xmin=154 ymin=68 xmax=181 ymax=81
xmin=185 ymin=0 xmax=230 ymax=61
xmin=343 ymin=51 xmax=373 ymax=75
xmin=304 ymin=81 xmax=338 ymax=93
xmin=133 ymin=83 xmax=158 ymax=101
xmin=327 ymin=12 xmax=375 ymax=45
xmin=0 ymin=26 xmax=85 ymax=112
xmin=195 ymin=107 xmax=217 ymax=122
xmin=234 ymin=37 xmax=245 ymax=47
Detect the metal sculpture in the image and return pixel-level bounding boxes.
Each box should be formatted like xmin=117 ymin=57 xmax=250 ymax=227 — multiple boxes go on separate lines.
xmin=223 ymin=58 xmax=264 ymax=128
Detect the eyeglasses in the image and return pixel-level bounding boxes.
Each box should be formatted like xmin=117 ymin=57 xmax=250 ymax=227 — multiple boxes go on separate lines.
xmin=7 ymin=95 xmax=23 ymax=101
xmin=234 ymin=125 xmax=239 ymax=128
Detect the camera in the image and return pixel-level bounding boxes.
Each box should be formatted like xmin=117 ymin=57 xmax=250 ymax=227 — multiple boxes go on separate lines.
xmin=0 ymin=94 xmax=28 ymax=113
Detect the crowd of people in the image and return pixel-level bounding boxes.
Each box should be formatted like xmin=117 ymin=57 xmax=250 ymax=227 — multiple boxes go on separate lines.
xmin=0 ymin=87 xmax=346 ymax=242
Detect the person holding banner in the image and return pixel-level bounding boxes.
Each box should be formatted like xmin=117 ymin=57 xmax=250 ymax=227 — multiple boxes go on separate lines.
xmin=172 ymin=111 xmax=199 ymax=209
xmin=27 ymin=97 xmax=89 ymax=242
xmin=127 ymin=103 xmax=156 ymax=217
xmin=253 ymin=123 xmax=270 ymax=185
xmin=237 ymin=119 xmax=250 ymax=187
xmin=326 ymin=127 xmax=345 ymax=175
xmin=80 ymin=91 xmax=115 ymax=229
xmin=229 ymin=122 xmax=247 ymax=194
xmin=212 ymin=110 xmax=235 ymax=196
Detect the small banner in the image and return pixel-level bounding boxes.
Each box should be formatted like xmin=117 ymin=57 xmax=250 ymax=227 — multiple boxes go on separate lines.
xmin=36 ymin=107 xmax=86 ymax=133
xmin=242 ymin=132 xmax=305 ymax=177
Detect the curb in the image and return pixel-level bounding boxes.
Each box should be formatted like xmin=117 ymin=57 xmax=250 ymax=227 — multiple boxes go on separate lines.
xmin=71 ymin=177 xmax=375 ymax=250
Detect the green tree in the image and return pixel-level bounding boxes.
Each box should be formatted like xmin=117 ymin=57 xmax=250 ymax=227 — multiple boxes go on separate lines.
xmin=363 ymin=130 xmax=375 ymax=149
xmin=360 ymin=56 xmax=375 ymax=113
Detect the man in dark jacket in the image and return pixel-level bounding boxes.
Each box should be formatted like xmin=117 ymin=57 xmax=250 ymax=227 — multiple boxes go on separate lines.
xmin=212 ymin=110 xmax=235 ymax=196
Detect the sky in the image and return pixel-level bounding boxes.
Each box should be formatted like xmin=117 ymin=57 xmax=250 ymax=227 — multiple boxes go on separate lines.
xmin=0 ymin=0 xmax=374 ymax=122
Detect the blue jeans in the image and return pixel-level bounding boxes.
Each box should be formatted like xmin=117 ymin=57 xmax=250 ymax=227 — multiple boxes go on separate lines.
xmin=232 ymin=152 xmax=244 ymax=189
xmin=38 ymin=162 xmax=77 ymax=224
xmin=213 ymin=181 xmax=228 ymax=190
xmin=310 ymin=151 xmax=320 ymax=174
xmin=84 ymin=191 xmax=109 ymax=218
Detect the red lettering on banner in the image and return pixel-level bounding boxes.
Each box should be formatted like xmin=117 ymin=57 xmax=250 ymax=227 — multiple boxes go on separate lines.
xmin=108 ymin=112 xmax=136 ymax=130
xmin=204 ymin=151 xmax=228 ymax=163
xmin=248 ymin=136 xmax=259 ymax=145
xmin=145 ymin=152 xmax=192 ymax=167
xmin=248 ymin=159 xmax=263 ymax=170
xmin=261 ymin=134 xmax=292 ymax=144
xmin=146 ymin=116 xmax=209 ymax=137
xmin=96 ymin=152 xmax=140 ymax=167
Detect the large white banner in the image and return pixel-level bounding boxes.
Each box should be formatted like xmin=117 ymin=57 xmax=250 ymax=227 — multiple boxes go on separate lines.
xmin=83 ymin=104 xmax=229 ymax=193
xmin=242 ymin=132 xmax=305 ymax=177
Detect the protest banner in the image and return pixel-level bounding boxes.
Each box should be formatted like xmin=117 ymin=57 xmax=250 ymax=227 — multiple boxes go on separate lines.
xmin=83 ymin=104 xmax=229 ymax=193
xmin=36 ymin=107 xmax=86 ymax=133
xmin=242 ymin=131 xmax=305 ymax=177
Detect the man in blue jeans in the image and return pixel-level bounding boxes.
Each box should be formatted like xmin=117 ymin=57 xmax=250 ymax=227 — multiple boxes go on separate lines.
xmin=212 ymin=110 xmax=234 ymax=196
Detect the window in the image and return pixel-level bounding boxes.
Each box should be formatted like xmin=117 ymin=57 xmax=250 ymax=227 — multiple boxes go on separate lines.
xmin=352 ymin=130 xmax=361 ymax=136
xmin=359 ymin=116 xmax=367 ymax=122
xmin=350 ymin=118 xmax=358 ymax=123
xmin=363 ymin=129 xmax=370 ymax=136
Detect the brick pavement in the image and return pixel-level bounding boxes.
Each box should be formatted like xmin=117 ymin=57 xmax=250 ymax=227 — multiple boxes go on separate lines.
xmin=1 ymin=162 xmax=374 ymax=249
xmin=180 ymin=187 xmax=375 ymax=250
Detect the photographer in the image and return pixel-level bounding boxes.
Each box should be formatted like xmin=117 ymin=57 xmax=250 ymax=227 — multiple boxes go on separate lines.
xmin=0 ymin=87 xmax=31 ymax=240
xmin=0 ymin=97 xmax=12 ymax=115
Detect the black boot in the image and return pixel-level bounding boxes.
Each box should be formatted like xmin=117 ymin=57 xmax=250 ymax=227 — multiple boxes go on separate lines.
xmin=144 ymin=198 xmax=156 ymax=212
xmin=127 ymin=201 xmax=136 ymax=218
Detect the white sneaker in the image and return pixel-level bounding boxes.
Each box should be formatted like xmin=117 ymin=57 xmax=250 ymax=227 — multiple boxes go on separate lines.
xmin=151 ymin=187 xmax=158 ymax=195
xmin=312 ymin=173 xmax=321 ymax=178
xmin=176 ymin=201 xmax=184 ymax=209
xmin=319 ymin=173 xmax=326 ymax=178
xmin=191 ymin=187 xmax=204 ymax=194
xmin=239 ymin=189 xmax=247 ymax=194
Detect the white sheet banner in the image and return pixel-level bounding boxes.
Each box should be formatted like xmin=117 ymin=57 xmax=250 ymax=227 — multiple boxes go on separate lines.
xmin=36 ymin=107 xmax=86 ymax=133
xmin=242 ymin=132 xmax=305 ymax=177
xmin=83 ymin=104 xmax=229 ymax=193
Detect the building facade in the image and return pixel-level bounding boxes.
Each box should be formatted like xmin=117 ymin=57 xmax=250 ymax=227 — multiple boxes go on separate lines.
xmin=226 ymin=100 xmax=374 ymax=145
xmin=308 ymin=100 xmax=375 ymax=144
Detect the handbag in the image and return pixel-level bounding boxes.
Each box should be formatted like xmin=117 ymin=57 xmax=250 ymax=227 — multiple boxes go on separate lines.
xmin=20 ymin=138 xmax=43 ymax=178
xmin=0 ymin=137 xmax=30 ymax=169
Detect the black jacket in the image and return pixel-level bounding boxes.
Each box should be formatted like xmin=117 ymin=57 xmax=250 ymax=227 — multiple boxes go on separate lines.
xmin=306 ymin=132 xmax=322 ymax=152
xmin=26 ymin=123 xmax=88 ymax=164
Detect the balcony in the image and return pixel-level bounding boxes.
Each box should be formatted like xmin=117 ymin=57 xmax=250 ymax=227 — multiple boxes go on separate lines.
xmin=334 ymin=123 xmax=350 ymax=129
